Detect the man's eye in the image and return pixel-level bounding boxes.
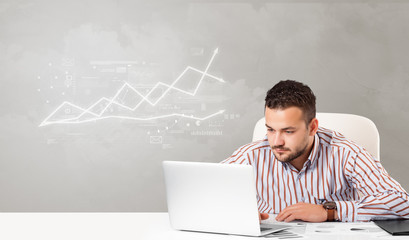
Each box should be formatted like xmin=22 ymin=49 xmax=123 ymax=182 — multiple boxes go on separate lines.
xmin=267 ymin=129 xmax=274 ymax=132
xmin=286 ymin=131 xmax=294 ymax=134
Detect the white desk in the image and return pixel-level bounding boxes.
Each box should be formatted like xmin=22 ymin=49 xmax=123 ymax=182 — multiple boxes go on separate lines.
xmin=0 ymin=212 xmax=406 ymax=240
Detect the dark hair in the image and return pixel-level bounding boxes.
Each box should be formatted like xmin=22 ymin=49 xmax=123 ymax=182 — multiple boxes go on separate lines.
xmin=265 ymin=80 xmax=316 ymax=125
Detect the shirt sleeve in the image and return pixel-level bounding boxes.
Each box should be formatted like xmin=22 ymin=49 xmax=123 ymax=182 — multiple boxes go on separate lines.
xmin=220 ymin=143 xmax=254 ymax=165
xmin=340 ymin=149 xmax=409 ymax=222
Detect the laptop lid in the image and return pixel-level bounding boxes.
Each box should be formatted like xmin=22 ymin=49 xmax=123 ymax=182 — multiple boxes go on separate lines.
xmin=163 ymin=161 xmax=288 ymax=236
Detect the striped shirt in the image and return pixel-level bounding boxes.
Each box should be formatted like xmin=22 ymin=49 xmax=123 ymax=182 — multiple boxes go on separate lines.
xmin=221 ymin=127 xmax=409 ymax=222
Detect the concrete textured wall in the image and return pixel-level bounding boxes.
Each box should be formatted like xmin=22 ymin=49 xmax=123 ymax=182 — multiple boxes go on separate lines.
xmin=1 ymin=0 xmax=409 ymax=211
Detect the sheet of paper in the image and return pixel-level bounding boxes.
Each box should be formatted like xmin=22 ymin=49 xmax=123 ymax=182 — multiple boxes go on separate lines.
xmin=261 ymin=214 xmax=409 ymax=240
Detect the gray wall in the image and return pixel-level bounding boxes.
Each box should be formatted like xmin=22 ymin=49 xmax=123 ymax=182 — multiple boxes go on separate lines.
xmin=1 ymin=0 xmax=409 ymax=211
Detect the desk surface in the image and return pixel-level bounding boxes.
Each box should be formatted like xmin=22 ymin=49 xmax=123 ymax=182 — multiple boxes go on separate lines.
xmin=0 ymin=212 xmax=406 ymax=240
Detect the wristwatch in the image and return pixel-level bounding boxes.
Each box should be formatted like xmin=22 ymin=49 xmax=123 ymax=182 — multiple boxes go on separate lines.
xmin=323 ymin=201 xmax=337 ymax=221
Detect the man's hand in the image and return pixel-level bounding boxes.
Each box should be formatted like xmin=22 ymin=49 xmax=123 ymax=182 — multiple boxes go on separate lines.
xmin=275 ymin=202 xmax=327 ymax=222
xmin=259 ymin=212 xmax=269 ymax=221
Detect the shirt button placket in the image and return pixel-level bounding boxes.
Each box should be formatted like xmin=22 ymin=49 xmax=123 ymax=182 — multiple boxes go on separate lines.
xmin=297 ymin=173 xmax=304 ymax=202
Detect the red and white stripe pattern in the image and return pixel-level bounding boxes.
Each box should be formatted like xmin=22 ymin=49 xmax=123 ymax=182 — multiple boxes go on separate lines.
xmin=221 ymin=127 xmax=409 ymax=222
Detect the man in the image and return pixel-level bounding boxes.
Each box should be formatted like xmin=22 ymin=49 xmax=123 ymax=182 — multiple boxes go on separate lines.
xmin=222 ymin=80 xmax=409 ymax=222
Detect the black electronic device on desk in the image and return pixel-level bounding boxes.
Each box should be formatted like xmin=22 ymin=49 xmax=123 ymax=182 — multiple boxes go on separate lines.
xmin=374 ymin=219 xmax=409 ymax=236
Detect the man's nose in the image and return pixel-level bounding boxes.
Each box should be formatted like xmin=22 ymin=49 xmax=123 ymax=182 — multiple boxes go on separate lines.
xmin=273 ymin=132 xmax=284 ymax=146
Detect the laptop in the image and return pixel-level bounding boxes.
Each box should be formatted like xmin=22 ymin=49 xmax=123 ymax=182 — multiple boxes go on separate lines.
xmin=162 ymin=161 xmax=289 ymax=236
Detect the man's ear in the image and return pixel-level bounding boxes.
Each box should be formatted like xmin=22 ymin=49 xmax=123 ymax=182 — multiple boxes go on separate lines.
xmin=309 ymin=118 xmax=319 ymax=136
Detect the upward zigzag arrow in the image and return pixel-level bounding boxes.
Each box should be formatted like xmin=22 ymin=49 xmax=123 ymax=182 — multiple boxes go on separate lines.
xmin=39 ymin=48 xmax=225 ymax=127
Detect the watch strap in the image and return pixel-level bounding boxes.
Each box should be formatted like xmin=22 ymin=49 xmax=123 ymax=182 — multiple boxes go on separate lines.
xmin=323 ymin=201 xmax=337 ymax=222
xmin=327 ymin=208 xmax=335 ymax=221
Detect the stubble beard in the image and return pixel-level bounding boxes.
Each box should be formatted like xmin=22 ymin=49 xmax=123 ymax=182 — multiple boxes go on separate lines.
xmin=272 ymin=141 xmax=309 ymax=163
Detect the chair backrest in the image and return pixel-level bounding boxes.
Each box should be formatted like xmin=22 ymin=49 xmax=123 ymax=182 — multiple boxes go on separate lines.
xmin=252 ymin=112 xmax=380 ymax=160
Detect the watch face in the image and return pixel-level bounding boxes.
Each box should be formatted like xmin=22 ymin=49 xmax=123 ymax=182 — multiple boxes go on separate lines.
xmin=324 ymin=201 xmax=337 ymax=209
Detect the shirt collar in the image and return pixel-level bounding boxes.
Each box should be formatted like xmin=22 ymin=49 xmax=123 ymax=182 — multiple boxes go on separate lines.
xmin=307 ymin=133 xmax=321 ymax=165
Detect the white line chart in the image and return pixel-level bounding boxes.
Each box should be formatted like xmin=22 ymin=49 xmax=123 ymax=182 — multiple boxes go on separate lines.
xmin=39 ymin=48 xmax=225 ymax=127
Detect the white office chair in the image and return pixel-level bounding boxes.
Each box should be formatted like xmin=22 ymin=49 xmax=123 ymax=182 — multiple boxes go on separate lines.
xmin=252 ymin=113 xmax=380 ymax=160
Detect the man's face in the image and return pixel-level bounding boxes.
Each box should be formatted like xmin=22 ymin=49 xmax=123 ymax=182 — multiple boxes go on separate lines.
xmin=265 ymin=106 xmax=312 ymax=163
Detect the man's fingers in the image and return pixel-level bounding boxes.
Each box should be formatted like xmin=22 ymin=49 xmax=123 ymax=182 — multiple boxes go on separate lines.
xmin=277 ymin=211 xmax=298 ymax=222
xmin=276 ymin=210 xmax=292 ymax=222
xmin=283 ymin=214 xmax=296 ymax=223
xmin=260 ymin=213 xmax=269 ymax=220
xmin=276 ymin=204 xmax=299 ymax=219
xmin=276 ymin=203 xmax=327 ymax=222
